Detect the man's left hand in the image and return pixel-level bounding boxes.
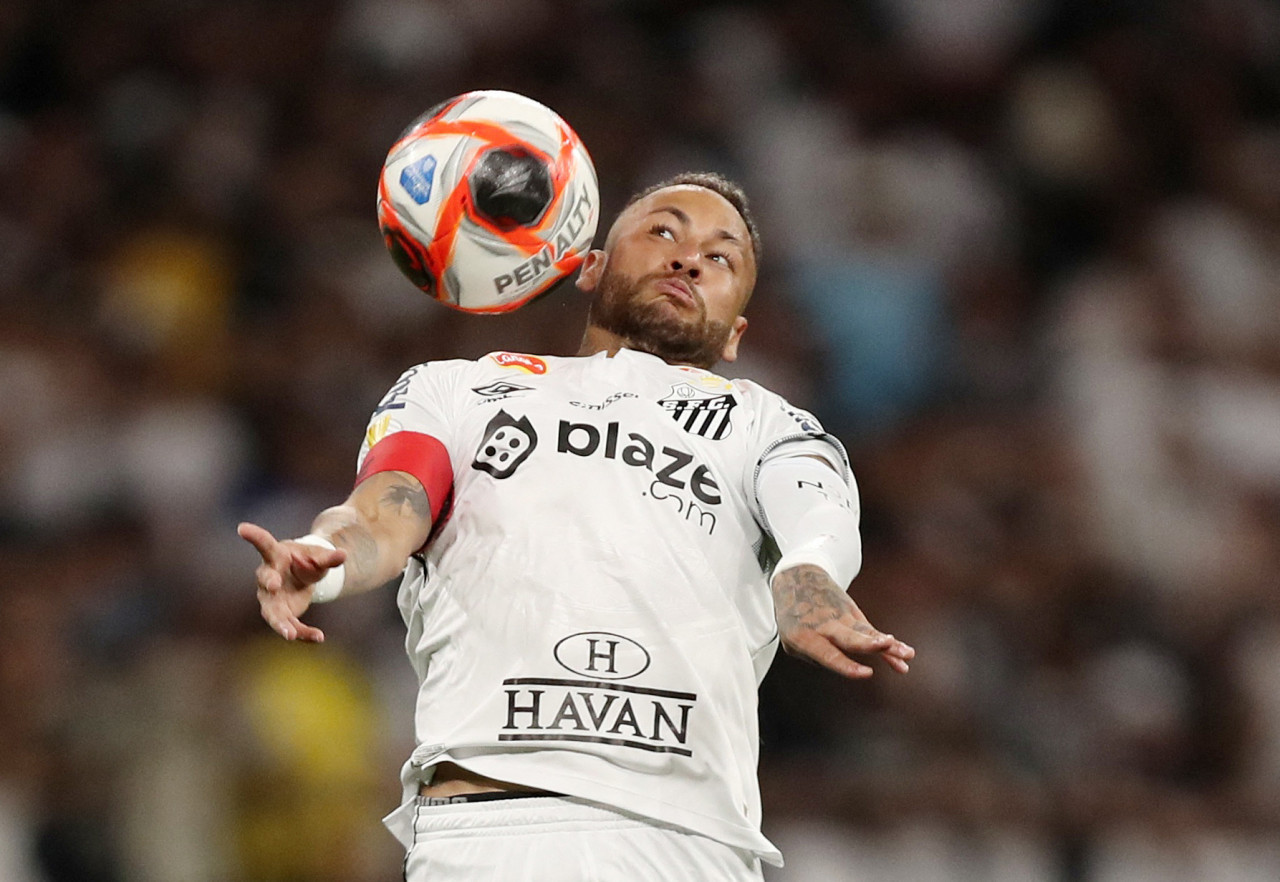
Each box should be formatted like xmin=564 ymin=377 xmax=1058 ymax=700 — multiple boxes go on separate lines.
xmin=772 ymin=564 xmax=914 ymax=679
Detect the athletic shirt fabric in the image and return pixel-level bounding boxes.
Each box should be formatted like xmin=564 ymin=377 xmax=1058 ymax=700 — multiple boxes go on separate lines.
xmin=368 ymin=348 xmax=851 ymax=866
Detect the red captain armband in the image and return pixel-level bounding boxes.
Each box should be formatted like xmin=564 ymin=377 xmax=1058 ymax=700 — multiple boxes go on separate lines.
xmin=355 ymin=432 xmax=453 ymax=522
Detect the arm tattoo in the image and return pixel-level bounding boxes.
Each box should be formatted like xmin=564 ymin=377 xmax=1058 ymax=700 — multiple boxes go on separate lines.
xmin=773 ymin=565 xmax=843 ymax=631
xmin=330 ymin=522 xmax=380 ymax=588
xmin=773 ymin=564 xmax=875 ymax=637
xmin=381 ymin=478 xmax=432 ymax=520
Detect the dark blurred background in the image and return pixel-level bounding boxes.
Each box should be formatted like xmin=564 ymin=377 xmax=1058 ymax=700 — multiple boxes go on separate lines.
xmin=2 ymin=0 xmax=1279 ymax=879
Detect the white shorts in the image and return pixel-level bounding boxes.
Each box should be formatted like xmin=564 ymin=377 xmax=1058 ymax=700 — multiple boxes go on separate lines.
xmin=401 ymin=794 xmax=765 ymax=882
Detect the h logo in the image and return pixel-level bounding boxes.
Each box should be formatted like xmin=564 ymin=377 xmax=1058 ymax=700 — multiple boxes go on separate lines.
xmin=585 ymin=638 xmax=619 ymax=674
xmin=553 ymin=632 xmax=652 ymax=681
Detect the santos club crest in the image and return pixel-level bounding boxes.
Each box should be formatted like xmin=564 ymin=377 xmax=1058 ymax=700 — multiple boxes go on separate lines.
xmin=658 ymin=383 xmax=736 ymax=440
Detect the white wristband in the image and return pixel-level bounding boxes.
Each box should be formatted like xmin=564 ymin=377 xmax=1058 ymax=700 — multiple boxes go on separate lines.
xmin=293 ymin=534 xmax=346 ymax=603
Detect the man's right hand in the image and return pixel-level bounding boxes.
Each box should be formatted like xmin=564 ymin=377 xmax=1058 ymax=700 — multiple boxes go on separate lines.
xmin=238 ymin=522 xmax=347 ymax=643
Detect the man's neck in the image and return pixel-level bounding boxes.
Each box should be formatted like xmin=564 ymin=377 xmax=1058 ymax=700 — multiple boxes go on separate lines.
xmin=577 ymin=324 xmax=628 ymax=358
xmin=577 ymin=323 xmax=719 ymax=370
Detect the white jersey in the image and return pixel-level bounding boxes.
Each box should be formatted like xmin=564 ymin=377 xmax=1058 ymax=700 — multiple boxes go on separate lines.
xmin=365 ymin=348 xmax=850 ymax=866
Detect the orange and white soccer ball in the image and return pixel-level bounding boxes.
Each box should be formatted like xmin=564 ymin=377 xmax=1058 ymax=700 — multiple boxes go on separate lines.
xmin=377 ymin=90 xmax=599 ymax=314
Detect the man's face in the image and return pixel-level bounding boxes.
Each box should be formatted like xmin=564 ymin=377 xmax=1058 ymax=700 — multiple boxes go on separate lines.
xmin=577 ymin=185 xmax=756 ymax=369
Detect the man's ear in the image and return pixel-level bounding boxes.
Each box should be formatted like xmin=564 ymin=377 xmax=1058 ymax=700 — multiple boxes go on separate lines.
xmin=721 ymin=316 xmax=748 ymax=363
xmin=575 ymin=249 xmax=607 ymax=293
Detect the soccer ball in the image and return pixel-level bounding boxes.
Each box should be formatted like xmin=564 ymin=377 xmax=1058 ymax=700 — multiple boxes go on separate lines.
xmin=377 ymin=90 xmax=600 ymax=314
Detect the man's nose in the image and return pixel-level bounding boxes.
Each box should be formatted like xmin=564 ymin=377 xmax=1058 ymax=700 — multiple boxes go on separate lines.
xmin=669 ymin=254 xmax=701 ymax=278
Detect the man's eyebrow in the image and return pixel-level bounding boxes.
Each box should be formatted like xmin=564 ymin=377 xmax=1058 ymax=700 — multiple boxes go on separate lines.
xmin=715 ymin=228 xmax=744 ymax=248
xmin=647 ymin=205 xmax=690 ymax=225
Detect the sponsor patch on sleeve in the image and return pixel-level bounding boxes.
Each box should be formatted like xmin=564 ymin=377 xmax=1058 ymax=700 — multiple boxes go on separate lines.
xmin=488 ymin=352 xmax=548 ymax=374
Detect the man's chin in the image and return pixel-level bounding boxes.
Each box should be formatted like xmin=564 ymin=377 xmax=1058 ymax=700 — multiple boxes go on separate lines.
xmin=590 ymin=277 xmax=729 ymax=368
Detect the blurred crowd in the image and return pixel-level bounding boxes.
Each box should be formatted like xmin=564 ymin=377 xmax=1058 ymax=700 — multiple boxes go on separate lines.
xmin=1 ymin=0 xmax=1278 ymax=880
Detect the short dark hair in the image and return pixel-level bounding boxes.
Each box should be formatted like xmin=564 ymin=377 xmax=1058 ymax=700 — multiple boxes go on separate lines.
xmin=624 ymin=171 xmax=762 ymax=268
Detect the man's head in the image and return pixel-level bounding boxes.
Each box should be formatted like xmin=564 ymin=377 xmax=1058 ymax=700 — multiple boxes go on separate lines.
xmin=576 ymin=172 xmax=761 ymax=369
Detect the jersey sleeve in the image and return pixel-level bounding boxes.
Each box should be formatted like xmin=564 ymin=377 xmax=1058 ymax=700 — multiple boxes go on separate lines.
xmin=735 ymin=380 xmax=853 ymax=527
xmin=356 ymin=362 xmax=463 ymax=520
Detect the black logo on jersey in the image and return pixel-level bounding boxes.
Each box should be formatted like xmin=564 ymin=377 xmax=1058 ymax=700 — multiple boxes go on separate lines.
xmin=781 ymin=402 xmax=822 ymax=434
xmin=557 ymin=419 xmax=721 ymax=535
xmin=658 ymin=383 xmax=735 ymax=440
xmin=500 ymin=677 xmax=696 ymax=757
xmin=568 ymin=391 xmax=637 ymax=411
xmin=372 ymin=365 xmax=421 ymax=415
xmin=472 ymin=410 xmax=537 ymax=479
xmin=472 ymin=380 xmax=534 ymax=402
xmin=503 ymin=635 xmax=690 ymax=756
xmin=553 ymin=632 xmax=651 ymax=680
xmin=798 ymin=478 xmax=853 ymax=510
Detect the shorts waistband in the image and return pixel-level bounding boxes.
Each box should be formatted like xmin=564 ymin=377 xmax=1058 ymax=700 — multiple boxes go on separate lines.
xmin=417 ymin=789 xmax=563 ymax=807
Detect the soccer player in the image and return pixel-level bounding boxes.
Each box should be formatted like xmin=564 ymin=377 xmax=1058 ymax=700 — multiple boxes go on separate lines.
xmin=240 ymin=172 xmax=914 ymax=881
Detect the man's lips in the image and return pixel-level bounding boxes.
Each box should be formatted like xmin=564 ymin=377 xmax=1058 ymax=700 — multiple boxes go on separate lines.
xmin=653 ymin=277 xmax=697 ymax=308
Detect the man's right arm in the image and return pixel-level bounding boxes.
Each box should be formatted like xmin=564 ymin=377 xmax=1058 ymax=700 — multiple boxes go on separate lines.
xmin=238 ymin=469 xmax=435 ymax=642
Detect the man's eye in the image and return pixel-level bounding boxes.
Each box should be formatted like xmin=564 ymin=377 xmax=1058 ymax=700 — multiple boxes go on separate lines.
xmin=709 ymin=252 xmax=733 ymax=269
xmin=650 ymin=224 xmax=674 ymax=240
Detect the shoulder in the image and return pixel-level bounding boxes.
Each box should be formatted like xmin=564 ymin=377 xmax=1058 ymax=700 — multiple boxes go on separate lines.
xmin=727 ymin=376 xmax=774 ymax=403
xmin=732 ymin=378 xmax=822 ymax=428
xmin=392 ymin=351 xmax=560 ymax=386
xmin=725 ymin=377 xmax=836 ymax=451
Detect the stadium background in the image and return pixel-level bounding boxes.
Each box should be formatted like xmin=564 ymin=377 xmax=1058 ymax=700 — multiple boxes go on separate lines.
xmin=1 ymin=0 xmax=1279 ymax=879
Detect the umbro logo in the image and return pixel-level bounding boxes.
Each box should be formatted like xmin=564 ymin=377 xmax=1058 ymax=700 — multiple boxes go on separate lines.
xmin=472 ymin=380 xmax=534 ymax=402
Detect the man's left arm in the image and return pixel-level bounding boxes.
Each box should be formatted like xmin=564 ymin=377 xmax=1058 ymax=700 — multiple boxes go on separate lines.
xmin=756 ymin=448 xmax=914 ymax=679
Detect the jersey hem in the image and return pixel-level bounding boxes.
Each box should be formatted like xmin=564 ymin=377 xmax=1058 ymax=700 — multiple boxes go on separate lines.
xmin=393 ymin=752 xmax=784 ymax=866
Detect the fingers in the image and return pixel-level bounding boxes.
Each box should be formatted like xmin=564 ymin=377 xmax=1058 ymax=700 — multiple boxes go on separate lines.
xmin=280 ymin=615 xmax=325 ymax=643
xmin=238 ymin=522 xmax=282 ymax=563
xmin=785 ymin=630 xmax=875 ymax=679
xmin=819 ymin=619 xmax=893 ymax=659
xmin=878 ymin=635 xmax=915 ymax=674
xmin=244 ymin=522 xmax=336 ymax=643
xmin=839 ymin=600 xmax=915 ymax=672
xmin=881 ymin=647 xmax=912 ymax=674
xmin=288 ymin=544 xmax=347 ymax=579
xmin=243 ymin=523 xmax=291 ymax=597
xmin=258 ymin=591 xmax=326 ymax=643
xmin=829 ymin=605 xmax=916 ymax=676
xmin=254 ymin=562 xmax=283 ymax=593
xmin=784 ymin=621 xmax=916 ymax=679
